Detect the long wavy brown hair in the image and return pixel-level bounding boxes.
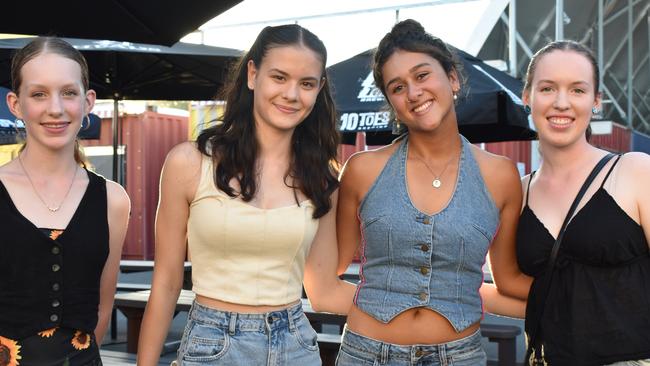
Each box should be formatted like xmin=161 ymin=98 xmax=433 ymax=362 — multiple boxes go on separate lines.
xmin=196 ymin=24 xmax=340 ymax=219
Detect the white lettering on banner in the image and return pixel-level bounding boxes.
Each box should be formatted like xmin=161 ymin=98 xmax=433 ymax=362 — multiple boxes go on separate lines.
xmin=0 ymin=119 xmax=24 ymax=128
xmin=340 ymin=111 xmax=390 ymax=131
xmin=357 ymin=72 xmax=385 ymax=103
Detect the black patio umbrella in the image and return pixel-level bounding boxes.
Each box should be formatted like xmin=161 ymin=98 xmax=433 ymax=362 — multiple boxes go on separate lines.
xmin=1 ymin=87 xmax=101 ymax=145
xmin=2 ymin=1 xmax=242 ymax=47
xmin=0 ymin=38 xmax=242 ymax=179
xmin=328 ymin=49 xmax=537 ymax=145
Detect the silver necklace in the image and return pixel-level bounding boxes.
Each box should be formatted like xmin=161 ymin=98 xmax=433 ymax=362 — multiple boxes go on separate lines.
xmin=411 ymin=153 xmax=457 ymax=189
xmin=17 ymin=154 xmax=78 ymax=212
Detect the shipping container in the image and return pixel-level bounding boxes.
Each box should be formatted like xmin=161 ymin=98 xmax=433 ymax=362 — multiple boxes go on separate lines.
xmin=81 ymin=112 xmax=188 ymax=259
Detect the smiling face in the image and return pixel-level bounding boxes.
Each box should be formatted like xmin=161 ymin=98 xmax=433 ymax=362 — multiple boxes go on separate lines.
xmin=247 ymin=45 xmax=324 ymax=134
xmin=523 ymin=49 xmax=600 ymax=148
xmin=7 ymin=52 xmax=95 ymax=151
xmin=381 ymin=50 xmax=459 ymax=133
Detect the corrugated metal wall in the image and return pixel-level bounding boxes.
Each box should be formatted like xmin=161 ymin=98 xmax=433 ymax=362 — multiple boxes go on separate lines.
xmin=81 ymin=112 xmax=188 ymax=259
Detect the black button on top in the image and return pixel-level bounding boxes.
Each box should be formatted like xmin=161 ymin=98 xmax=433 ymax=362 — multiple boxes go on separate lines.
xmin=51 ymin=246 xmax=60 ymax=255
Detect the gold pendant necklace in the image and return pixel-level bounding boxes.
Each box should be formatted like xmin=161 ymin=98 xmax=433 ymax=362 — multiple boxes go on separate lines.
xmin=411 ymin=152 xmax=457 ymax=189
xmin=17 ymin=154 xmax=79 ymax=213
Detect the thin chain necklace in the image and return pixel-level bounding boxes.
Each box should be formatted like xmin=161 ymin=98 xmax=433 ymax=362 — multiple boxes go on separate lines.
xmin=411 ymin=151 xmax=458 ymax=189
xmin=17 ymin=154 xmax=78 ymax=213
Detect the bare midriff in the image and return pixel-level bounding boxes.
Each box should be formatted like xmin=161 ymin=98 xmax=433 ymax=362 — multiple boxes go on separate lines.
xmin=195 ymin=294 xmax=301 ymax=313
xmin=346 ymin=305 xmax=480 ymax=345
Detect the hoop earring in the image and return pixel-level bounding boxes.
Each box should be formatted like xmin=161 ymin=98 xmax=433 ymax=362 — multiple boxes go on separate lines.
xmin=81 ymin=115 xmax=91 ymax=131
xmin=524 ymin=105 xmax=531 ymax=114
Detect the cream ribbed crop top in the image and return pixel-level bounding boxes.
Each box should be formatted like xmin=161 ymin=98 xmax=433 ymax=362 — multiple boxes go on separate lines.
xmin=187 ymin=155 xmax=319 ymax=306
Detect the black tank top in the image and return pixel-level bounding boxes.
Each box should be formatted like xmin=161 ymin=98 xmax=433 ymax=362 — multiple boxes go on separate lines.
xmin=516 ymin=156 xmax=650 ymax=365
xmin=0 ymin=169 xmax=109 ymax=341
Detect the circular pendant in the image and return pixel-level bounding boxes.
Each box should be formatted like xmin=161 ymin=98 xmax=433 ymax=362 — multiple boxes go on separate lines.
xmin=432 ymin=179 xmax=441 ymax=188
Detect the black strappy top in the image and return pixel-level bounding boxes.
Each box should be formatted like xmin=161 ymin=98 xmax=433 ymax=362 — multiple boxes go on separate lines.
xmin=516 ymin=156 xmax=650 ymax=365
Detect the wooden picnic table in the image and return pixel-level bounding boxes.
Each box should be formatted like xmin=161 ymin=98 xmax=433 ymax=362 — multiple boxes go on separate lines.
xmin=119 ymin=260 xmax=191 ymax=273
xmin=113 ymin=290 xmax=344 ymax=354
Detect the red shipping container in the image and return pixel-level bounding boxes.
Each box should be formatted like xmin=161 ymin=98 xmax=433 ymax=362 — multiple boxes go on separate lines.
xmin=81 ymin=112 xmax=188 ymax=259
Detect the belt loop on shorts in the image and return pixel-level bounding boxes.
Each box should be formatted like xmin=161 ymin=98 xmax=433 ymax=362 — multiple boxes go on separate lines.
xmin=228 ymin=312 xmax=237 ymax=335
xmin=379 ymin=343 xmax=389 ymax=364
xmin=287 ymin=308 xmax=296 ymax=332
xmin=438 ymin=343 xmax=448 ymax=366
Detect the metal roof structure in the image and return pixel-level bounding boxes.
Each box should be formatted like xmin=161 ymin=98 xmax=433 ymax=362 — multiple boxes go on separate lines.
xmin=479 ymin=0 xmax=650 ymax=135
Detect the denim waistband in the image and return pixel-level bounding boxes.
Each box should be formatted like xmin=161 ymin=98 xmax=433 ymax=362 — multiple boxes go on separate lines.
xmin=188 ymin=300 xmax=304 ymax=334
xmin=340 ymin=326 xmax=483 ymax=362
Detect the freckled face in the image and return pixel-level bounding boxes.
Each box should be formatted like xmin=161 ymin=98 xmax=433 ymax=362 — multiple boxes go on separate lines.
xmin=524 ymin=50 xmax=600 ymax=148
xmin=247 ymin=45 xmax=324 ymax=133
xmin=8 ymin=52 xmax=95 ymax=150
xmin=382 ymin=50 xmax=459 ymax=132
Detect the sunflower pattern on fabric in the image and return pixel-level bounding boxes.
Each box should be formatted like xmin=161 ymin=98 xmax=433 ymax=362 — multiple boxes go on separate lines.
xmin=49 ymin=230 xmax=63 ymax=240
xmin=37 ymin=328 xmax=57 ymax=338
xmin=70 ymin=331 xmax=91 ymax=351
xmin=0 ymin=335 xmax=21 ymax=366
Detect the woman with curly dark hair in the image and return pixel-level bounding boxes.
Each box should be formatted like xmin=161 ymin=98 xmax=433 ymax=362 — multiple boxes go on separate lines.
xmin=138 ymin=24 xmax=355 ymax=366
xmin=336 ymin=19 xmax=530 ymax=366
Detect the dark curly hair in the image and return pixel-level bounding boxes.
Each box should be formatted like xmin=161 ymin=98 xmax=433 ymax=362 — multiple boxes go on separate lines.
xmin=196 ymin=24 xmax=339 ymax=219
xmin=372 ymin=19 xmax=465 ymax=133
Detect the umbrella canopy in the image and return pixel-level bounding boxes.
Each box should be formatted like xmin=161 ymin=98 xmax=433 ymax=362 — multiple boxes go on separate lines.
xmin=0 ymin=38 xmax=242 ymax=101
xmin=0 ymin=38 xmax=242 ymax=177
xmin=328 ymin=49 xmax=537 ymax=145
xmin=1 ymin=1 xmax=242 ymax=47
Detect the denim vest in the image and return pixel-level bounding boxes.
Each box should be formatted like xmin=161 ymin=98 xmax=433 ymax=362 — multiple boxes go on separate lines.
xmin=354 ymin=135 xmax=499 ymax=332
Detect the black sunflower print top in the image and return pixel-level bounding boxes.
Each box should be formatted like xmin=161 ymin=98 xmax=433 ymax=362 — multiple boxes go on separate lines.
xmin=0 ymin=229 xmax=102 ymax=366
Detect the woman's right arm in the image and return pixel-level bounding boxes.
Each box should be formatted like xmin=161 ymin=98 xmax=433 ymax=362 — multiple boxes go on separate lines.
xmin=336 ymin=153 xmax=365 ymax=276
xmin=137 ymin=143 xmax=202 ymax=366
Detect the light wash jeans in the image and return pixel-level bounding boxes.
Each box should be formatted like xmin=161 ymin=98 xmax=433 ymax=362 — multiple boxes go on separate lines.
xmin=176 ymin=300 xmax=321 ymax=366
xmin=335 ymin=326 xmax=486 ymax=366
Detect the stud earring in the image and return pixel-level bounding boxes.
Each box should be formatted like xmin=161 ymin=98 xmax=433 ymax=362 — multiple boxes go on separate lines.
xmin=524 ymin=105 xmax=531 ymax=114
xmin=592 ymin=107 xmax=600 ymax=114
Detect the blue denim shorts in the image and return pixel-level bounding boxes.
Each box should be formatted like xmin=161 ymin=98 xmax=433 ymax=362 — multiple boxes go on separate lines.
xmin=335 ymin=326 xmax=486 ymax=366
xmin=177 ymin=300 xmax=321 ymax=366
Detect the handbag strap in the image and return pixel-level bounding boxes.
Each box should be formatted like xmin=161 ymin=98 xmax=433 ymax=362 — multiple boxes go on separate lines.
xmin=525 ymin=153 xmax=615 ymax=364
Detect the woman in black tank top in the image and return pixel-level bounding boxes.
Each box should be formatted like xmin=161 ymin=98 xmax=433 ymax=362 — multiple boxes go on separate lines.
xmin=0 ymin=37 xmax=130 ymax=365
xmin=515 ymin=41 xmax=650 ymax=365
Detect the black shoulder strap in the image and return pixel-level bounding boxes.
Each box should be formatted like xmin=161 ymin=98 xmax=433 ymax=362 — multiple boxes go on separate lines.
xmin=525 ymin=153 xmax=615 ymax=365
xmin=525 ymin=171 xmax=536 ymax=206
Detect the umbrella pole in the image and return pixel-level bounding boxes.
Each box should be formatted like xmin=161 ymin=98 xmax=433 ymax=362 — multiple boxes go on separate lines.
xmin=112 ymin=98 xmax=118 ymax=183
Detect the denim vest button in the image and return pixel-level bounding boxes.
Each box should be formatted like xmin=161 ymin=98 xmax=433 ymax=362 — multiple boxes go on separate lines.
xmin=420 ymin=244 xmax=429 ymax=252
xmin=419 ymin=292 xmax=427 ymax=301
xmin=420 ymin=267 xmax=429 ymax=275
xmin=415 ymin=349 xmax=424 ymax=357
xmin=423 ymin=217 xmax=430 ymax=225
